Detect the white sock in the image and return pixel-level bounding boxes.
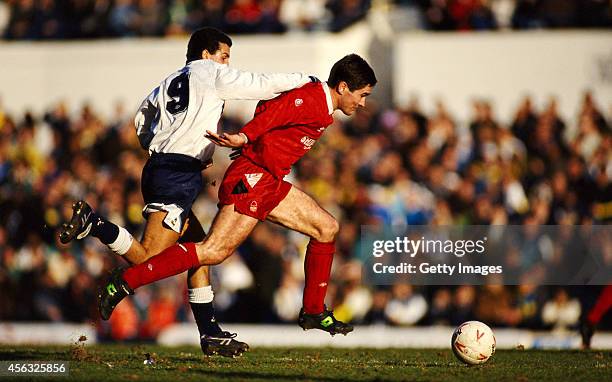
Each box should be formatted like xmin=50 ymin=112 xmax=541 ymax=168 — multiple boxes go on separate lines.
xmin=188 ymin=286 xmax=214 ymax=304
xmin=108 ymin=226 xmax=133 ymax=256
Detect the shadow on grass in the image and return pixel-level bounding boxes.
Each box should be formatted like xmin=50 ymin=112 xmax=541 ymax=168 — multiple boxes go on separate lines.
xmin=0 ymin=348 xmax=69 ymax=361
xmin=190 ymin=368 xmax=393 ymax=382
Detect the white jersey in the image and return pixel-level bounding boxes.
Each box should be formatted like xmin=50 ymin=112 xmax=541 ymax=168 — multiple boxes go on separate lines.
xmin=134 ymin=59 xmax=310 ymax=162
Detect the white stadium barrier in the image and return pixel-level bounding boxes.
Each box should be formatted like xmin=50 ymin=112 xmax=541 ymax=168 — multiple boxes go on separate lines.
xmin=157 ymin=323 xmax=612 ymax=350
xmin=0 ymin=323 xmax=97 ymax=345
xmin=0 ymin=25 xmax=372 ymax=122
xmin=393 ymin=31 xmax=612 ymax=124
xmin=0 ymin=28 xmax=609 ymax=125
xmin=1 ymin=323 xmax=611 ymax=349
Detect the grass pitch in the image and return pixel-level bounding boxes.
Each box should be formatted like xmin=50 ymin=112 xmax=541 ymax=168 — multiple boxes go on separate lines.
xmin=0 ymin=344 xmax=610 ymax=381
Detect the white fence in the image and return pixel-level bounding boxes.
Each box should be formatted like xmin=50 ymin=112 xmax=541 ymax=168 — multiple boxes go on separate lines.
xmin=0 ymin=322 xmax=97 ymax=345
xmin=1 ymin=27 xmax=610 ymax=124
xmin=0 ymin=25 xmax=372 ymax=121
xmin=393 ymin=31 xmax=612 ymax=123
xmin=2 ymin=323 xmax=612 ymax=350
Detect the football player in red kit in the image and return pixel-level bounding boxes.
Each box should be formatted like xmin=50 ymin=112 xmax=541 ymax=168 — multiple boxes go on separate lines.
xmin=99 ymin=54 xmax=376 ymax=335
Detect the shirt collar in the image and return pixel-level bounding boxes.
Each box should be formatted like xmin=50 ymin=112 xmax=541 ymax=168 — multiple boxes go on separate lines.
xmin=322 ymin=82 xmax=334 ymax=115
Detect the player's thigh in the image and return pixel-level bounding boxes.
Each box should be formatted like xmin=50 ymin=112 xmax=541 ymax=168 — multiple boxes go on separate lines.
xmin=267 ymin=185 xmax=338 ymax=242
xmin=196 ymin=204 xmax=259 ymax=265
xmin=140 ymin=211 xmax=182 ymax=259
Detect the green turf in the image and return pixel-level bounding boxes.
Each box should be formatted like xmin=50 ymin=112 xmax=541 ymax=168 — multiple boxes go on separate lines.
xmin=0 ymin=344 xmax=610 ymax=381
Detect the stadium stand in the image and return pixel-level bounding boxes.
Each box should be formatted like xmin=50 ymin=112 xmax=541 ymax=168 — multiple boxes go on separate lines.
xmin=1 ymin=0 xmax=610 ymax=40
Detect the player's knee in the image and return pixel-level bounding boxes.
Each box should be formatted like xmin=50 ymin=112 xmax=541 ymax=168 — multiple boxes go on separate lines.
xmin=196 ymin=240 xmax=232 ymax=265
xmin=316 ymin=217 xmax=339 ymax=243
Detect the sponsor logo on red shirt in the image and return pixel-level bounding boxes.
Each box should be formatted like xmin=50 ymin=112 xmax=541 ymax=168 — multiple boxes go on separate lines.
xmin=301 ymin=136 xmax=316 ymax=150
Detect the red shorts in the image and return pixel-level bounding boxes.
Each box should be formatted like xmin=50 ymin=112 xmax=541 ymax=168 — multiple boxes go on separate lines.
xmin=218 ymin=156 xmax=292 ymax=221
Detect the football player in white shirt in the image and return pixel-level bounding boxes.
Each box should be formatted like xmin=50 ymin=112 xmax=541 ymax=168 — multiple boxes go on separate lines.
xmin=59 ymin=27 xmax=313 ymax=357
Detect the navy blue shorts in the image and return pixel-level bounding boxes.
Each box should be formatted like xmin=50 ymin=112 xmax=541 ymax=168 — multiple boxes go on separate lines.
xmin=141 ymin=152 xmax=205 ymax=233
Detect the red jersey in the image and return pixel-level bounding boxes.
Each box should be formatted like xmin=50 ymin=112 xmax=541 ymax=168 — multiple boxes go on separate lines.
xmin=240 ymin=82 xmax=334 ymax=178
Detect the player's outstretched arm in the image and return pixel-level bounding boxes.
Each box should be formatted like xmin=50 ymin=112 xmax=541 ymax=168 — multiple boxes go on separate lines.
xmin=215 ymin=65 xmax=311 ymax=101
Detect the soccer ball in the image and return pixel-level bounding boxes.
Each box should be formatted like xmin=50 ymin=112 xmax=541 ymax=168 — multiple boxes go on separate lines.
xmin=451 ymin=321 xmax=496 ymax=365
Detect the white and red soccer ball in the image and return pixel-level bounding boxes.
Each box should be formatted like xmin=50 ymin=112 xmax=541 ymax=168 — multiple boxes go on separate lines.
xmin=451 ymin=321 xmax=496 ymax=365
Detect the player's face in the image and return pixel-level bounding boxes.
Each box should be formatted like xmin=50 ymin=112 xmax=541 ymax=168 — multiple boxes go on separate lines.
xmin=206 ymin=43 xmax=231 ymax=65
xmin=339 ymin=83 xmax=373 ymax=116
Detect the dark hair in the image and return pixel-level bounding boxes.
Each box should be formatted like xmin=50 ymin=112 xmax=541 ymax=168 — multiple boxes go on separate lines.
xmin=186 ymin=27 xmax=233 ymax=63
xmin=328 ymin=54 xmax=377 ymax=91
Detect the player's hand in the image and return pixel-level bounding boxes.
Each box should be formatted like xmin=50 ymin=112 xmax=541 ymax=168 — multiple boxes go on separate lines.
xmin=206 ymin=130 xmax=247 ymax=148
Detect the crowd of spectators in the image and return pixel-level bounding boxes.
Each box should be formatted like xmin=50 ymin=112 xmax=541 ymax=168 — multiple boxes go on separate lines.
xmin=0 ymin=89 xmax=610 ymax=340
xmin=1 ymin=0 xmax=610 ymax=40
xmin=416 ymin=0 xmax=612 ymax=31
xmin=0 ymin=0 xmax=369 ymax=39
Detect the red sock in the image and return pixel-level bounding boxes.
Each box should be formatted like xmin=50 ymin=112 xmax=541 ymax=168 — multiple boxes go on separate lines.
xmin=588 ymin=285 xmax=612 ymax=325
xmin=123 ymin=242 xmax=199 ymax=290
xmin=303 ymin=240 xmax=335 ymax=314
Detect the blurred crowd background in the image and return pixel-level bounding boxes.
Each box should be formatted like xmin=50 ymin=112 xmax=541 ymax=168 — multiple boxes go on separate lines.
xmin=0 ymin=0 xmax=611 ymax=345
xmin=1 ymin=0 xmax=611 ymax=40
xmin=0 ymin=86 xmax=610 ymax=340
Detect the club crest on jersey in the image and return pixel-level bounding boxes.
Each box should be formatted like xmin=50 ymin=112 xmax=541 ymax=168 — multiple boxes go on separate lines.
xmin=245 ymin=173 xmax=263 ymax=188
xmin=249 ymin=201 xmax=258 ymax=212
xmin=301 ymin=136 xmax=316 ymax=150
xmin=294 ymin=98 xmax=303 ymax=107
